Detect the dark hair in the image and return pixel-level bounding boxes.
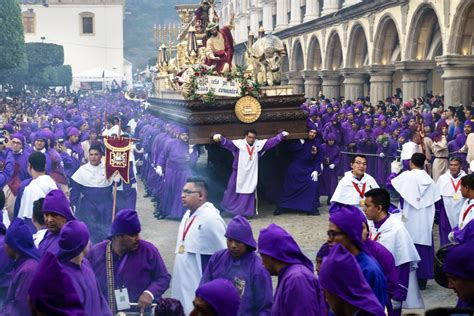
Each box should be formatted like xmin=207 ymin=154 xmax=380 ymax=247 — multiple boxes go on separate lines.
xmin=33 ymin=198 xmax=45 ymax=226
xmin=449 ymin=157 xmax=463 ymax=165
xmin=186 ymin=177 xmax=208 ymax=193
xmin=364 ymin=188 xmax=390 ymax=213
xmin=410 ymin=153 xmax=425 ymax=168
xmin=0 ymin=190 xmax=5 ymax=210
xmin=28 ymin=152 xmax=46 ymax=172
xmin=89 ymin=143 xmax=103 ymax=155
xmin=461 ymin=174 xmax=474 ymax=190
xmin=351 ymin=154 xmax=367 ymax=164
xmin=244 ymin=129 xmax=257 ymax=137
xmin=154 ymin=297 xmax=185 ymax=316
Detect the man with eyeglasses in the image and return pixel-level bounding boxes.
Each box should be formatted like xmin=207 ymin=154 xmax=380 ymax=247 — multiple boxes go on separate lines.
xmin=171 ymin=177 xmax=226 ymax=314
xmin=327 ymin=204 xmax=388 ymax=308
xmin=330 ymin=154 xmax=379 ymax=211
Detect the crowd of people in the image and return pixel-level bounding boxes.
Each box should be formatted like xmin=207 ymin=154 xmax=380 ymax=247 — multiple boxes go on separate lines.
xmin=0 ymin=88 xmax=472 ymax=315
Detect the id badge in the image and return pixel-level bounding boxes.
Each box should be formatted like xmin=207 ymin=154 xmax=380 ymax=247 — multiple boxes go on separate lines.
xmin=114 ymin=287 xmax=131 ymax=311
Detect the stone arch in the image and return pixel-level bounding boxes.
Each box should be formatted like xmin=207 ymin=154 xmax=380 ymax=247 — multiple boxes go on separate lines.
xmin=406 ymin=4 xmax=443 ymax=60
xmin=307 ymin=35 xmax=323 ymax=70
xmin=325 ymin=31 xmax=343 ymax=70
xmin=448 ymin=0 xmax=474 ymax=55
xmin=372 ymin=14 xmax=401 ymax=64
xmin=346 ymin=23 xmax=368 ymax=68
xmin=291 ymin=40 xmax=305 ymax=71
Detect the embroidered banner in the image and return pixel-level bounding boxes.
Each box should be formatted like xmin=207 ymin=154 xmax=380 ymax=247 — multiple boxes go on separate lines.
xmin=104 ymin=136 xmax=132 ymax=183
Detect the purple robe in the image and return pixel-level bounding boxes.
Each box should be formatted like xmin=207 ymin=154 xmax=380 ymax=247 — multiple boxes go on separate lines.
xmin=0 ymin=149 xmax=15 ymax=189
xmin=87 ymin=239 xmax=171 ymax=310
xmin=61 ymin=260 xmax=112 ymax=315
xmin=70 ymin=181 xmax=113 ymax=244
xmin=0 ymin=235 xmax=14 ymax=307
xmin=157 ymin=140 xmax=199 ymax=219
xmin=116 ymin=163 xmax=137 ymax=211
xmin=64 ymin=140 xmax=84 ymax=177
xmin=2 ymin=257 xmax=38 ymax=316
xmin=278 ymin=139 xmax=322 ymax=213
xmin=272 ymin=264 xmax=323 ymax=316
xmin=201 ymin=249 xmax=273 ymax=315
xmin=435 ymin=200 xmax=452 ymax=246
xmin=38 ymin=230 xmax=61 ymax=256
xmin=319 ymin=143 xmax=340 ymax=197
xmin=220 ymin=134 xmax=283 ymax=217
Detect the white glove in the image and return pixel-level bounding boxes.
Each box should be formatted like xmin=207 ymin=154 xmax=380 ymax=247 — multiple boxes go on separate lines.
xmin=391 ymin=299 xmax=402 ymax=310
xmin=155 ymin=165 xmax=163 ymax=176
xmin=189 ymin=145 xmax=194 ymax=154
xmin=213 ymin=134 xmax=222 ymax=142
xmin=144 ymin=153 xmax=148 ymax=160
xmin=311 ymin=171 xmax=318 ymax=182
xmin=282 ymin=131 xmax=289 ymax=137
xmin=329 ymin=164 xmax=335 ymax=169
xmin=448 ymin=231 xmax=455 ymax=243
xmin=391 ymin=160 xmax=402 ymax=174
xmin=113 ymin=174 xmax=121 ymax=183
xmin=379 ymin=152 xmax=385 ymax=158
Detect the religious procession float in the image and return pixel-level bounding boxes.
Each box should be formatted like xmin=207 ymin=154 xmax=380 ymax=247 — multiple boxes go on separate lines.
xmin=147 ymin=0 xmax=307 ymax=144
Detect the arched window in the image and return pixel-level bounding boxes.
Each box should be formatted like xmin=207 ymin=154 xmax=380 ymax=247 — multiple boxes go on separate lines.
xmin=22 ymin=10 xmax=36 ymax=34
xmin=79 ymin=12 xmax=95 ymax=35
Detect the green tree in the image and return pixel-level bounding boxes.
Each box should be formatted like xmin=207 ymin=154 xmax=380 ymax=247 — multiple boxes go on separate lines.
xmin=0 ymin=0 xmax=26 ymax=70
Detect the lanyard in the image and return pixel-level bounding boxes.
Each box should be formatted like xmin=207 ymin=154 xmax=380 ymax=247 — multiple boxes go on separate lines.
xmin=245 ymin=144 xmax=255 ymax=160
xmin=182 ymin=216 xmax=197 ymax=242
xmin=352 ymin=181 xmax=367 ymax=198
xmin=462 ymin=205 xmax=474 ymax=223
xmin=371 ymin=232 xmax=381 ymax=241
xmin=450 ymin=178 xmax=461 ymax=193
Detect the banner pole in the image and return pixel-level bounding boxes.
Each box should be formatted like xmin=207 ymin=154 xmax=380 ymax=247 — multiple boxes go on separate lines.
xmin=112 ymin=179 xmax=117 ymax=221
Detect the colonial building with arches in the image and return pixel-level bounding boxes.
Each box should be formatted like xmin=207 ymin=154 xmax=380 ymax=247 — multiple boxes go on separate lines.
xmin=220 ymin=0 xmax=473 ymax=106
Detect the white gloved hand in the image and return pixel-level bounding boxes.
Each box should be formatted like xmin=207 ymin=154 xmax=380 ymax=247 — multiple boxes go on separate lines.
xmin=155 ymin=165 xmax=163 ymax=176
xmin=448 ymin=231 xmax=455 ymax=243
xmin=282 ymin=131 xmax=289 ymax=137
xmin=144 ymin=153 xmax=148 ymax=160
xmin=189 ymin=145 xmax=194 ymax=154
xmin=391 ymin=299 xmax=402 ymax=310
xmin=391 ymin=160 xmax=402 ymax=174
xmin=311 ymin=171 xmax=318 ymax=182
xmin=379 ymin=152 xmax=385 ymax=158
xmin=213 ymin=134 xmax=222 ymax=142
xmin=329 ymin=164 xmax=335 ymax=169
xmin=113 ymin=174 xmax=121 ymax=183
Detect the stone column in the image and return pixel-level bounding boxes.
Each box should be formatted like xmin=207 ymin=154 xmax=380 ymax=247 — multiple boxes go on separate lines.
xmin=321 ymin=0 xmax=339 ymax=16
xmin=436 ymin=55 xmax=474 ymax=107
xmin=249 ymin=7 xmax=262 ymax=35
xmin=367 ymin=65 xmax=395 ymax=103
xmin=301 ymin=70 xmax=321 ymax=98
xmin=289 ymin=0 xmax=302 ymax=26
xmin=236 ymin=13 xmax=250 ymax=43
xmin=342 ymin=0 xmax=362 ymax=8
xmin=287 ymin=71 xmax=305 ymax=94
xmin=341 ymin=69 xmax=367 ymax=101
xmin=304 ymin=0 xmax=320 ymax=22
xmin=262 ymin=1 xmax=275 ymax=32
xmin=275 ymin=0 xmax=288 ymax=30
xmin=320 ymin=70 xmax=341 ymax=98
xmin=396 ymin=61 xmax=434 ymax=101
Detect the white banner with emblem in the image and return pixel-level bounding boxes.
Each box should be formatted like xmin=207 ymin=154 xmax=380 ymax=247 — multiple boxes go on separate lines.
xmin=196 ymin=76 xmax=240 ymax=97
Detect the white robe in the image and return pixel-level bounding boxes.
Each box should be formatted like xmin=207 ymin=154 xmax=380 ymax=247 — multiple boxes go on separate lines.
xmin=436 ymin=171 xmax=466 ymax=228
xmin=232 ymin=139 xmax=267 ymax=194
xmin=71 ymin=162 xmax=113 ymax=188
xmin=368 ymin=214 xmax=424 ymax=309
xmin=391 ymin=169 xmax=440 ymax=246
xmin=400 ymin=141 xmax=421 ymax=160
xmin=171 ymin=202 xmax=227 ymax=314
xmin=18 ymin=175 xmax=57 ymax=219
xmin=330 ymin=171 xmax=379 ymax=209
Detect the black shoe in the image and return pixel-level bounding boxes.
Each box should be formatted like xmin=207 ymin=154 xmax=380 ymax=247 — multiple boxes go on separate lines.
xmin=418 ymin=279 xmax=427 ymax=290
xmin=309 ymin=209 xmax=320 ymax=216
xmin=326 ymin=198 xmax=331 ymax=206
xmin=158 ymin=214 xmax=167 ymax=220
xmin=273 ymin=208 xmax=281 ymax=216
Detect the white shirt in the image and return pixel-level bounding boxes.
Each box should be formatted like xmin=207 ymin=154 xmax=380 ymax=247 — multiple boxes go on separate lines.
xmin=331 ymin=171 xmax=379 ymax=207
xmin=18 ymin=175 xmax=57 ymax=219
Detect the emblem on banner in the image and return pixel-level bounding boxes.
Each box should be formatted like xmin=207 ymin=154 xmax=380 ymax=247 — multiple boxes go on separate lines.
xmin=235 ymin=96 xmax=262 ymax=123
xmin=104 ymin=136 xmax=132 ymax=183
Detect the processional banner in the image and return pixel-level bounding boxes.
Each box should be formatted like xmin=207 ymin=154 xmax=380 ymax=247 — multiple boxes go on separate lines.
xmin=104 ymin=136 xmax=132 ymax=183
